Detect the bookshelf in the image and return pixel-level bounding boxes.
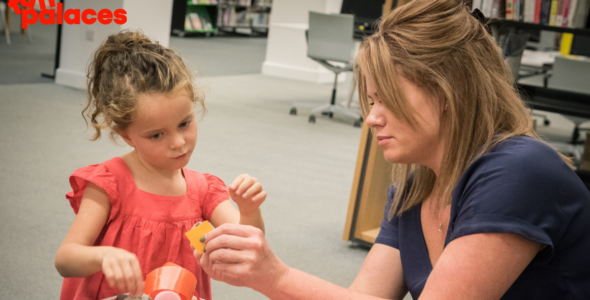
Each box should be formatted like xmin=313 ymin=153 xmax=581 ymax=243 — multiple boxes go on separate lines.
xmin=171 ymin=0 xmax=272 ymax=37
xmin=217 ymin=0 xmax=272 ymax=36
xmin=488 ymin=18 xmax=590 ymax=36
xmin=171 ymin=0 xmax=219 ymax=37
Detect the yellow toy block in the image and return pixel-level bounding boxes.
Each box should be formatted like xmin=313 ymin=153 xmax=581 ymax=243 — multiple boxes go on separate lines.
xmin=185 ymin=221 xmax=214 ymax=254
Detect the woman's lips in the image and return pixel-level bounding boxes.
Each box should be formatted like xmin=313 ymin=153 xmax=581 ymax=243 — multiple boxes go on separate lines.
xmin=377 ymin=135 xmax=393 ymax=146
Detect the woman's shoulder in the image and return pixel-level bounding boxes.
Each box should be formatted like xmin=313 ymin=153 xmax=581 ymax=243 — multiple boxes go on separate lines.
xmin=471 ymin=135 xmax=568 ymax=176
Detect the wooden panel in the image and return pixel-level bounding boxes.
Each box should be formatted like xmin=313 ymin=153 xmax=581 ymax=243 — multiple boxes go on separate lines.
xmin=343 ymin=122 xmax=371 ymax=240
xmin=353 ymin=129 xmax=391 ymax=243
xmin=361 ymin=227 xmax=381 ymax=243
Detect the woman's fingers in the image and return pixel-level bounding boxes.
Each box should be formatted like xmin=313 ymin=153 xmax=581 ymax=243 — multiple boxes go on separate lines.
xmin=201 ymin=223 xmax=259 ymax=243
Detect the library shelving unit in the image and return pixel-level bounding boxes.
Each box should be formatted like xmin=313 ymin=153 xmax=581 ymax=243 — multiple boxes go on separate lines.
xmin=217 ymin=0 xmax=272 ymax=36
xmin=171 ymin=0 xmax=219 ymax=37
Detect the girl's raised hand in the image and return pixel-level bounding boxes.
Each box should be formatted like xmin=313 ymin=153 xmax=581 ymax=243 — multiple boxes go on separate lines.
xmin=228 ymin=174 xmax=267 ymax=216
xmin=101 ymin=247 xmax=145 ymax=297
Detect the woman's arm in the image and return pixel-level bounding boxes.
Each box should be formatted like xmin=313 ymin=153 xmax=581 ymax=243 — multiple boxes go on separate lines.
xmin=196 ymin=224 xmax=403 ymax=300
xmin=419 ymin=232 xmax=542 ymax=300
xmin=54 ymin=182 xmax=144 ymax=296
xmin=350 ymin=244 xmax=408 ymax=299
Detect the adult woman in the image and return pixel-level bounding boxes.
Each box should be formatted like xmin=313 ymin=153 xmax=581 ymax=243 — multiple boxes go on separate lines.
xmin=194 ymin=0 xmax=590 ymax=299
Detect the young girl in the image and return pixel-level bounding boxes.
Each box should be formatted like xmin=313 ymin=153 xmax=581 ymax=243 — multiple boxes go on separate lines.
xmin=55 ymin=30 xmax=267 ymax=300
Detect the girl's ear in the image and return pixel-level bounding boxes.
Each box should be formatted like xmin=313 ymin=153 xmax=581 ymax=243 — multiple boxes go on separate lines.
xmin=114 ymin=126 xmax=135 ymax=148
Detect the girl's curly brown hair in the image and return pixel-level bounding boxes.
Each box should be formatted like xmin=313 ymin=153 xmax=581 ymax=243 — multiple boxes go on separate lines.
xmin=83 ymin=30 xmax=204 ymax=141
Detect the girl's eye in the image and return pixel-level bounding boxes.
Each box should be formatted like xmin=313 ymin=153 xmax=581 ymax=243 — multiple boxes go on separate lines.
xmin=369 ymin=102 xmax=375 ymax=106
xmin=150 ymin=133 xmax=162 ymax=139
xmin=179 ymin=121 xmax=190 ymax=128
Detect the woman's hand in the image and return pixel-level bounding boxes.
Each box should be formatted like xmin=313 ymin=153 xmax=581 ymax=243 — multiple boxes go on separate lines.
xmin=194 ymin=223 xmax=288 ymax=295
xmin=101 ymin=247 xmax=145 ymax=297
xmin=229 ymin=174 xmax=267 ymax=216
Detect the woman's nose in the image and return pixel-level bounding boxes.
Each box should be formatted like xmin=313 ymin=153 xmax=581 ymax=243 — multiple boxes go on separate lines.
xmin=365 ymin=107 xmax=384 ymax=128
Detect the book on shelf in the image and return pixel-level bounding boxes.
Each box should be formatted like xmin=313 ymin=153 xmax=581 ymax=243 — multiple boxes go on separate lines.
xmin=491 ymin=0 xmax=505 ymax=17
xmin=185 ymin=15 xmax=193 ymax=30
xmin=506 ymin=0 xmax=514 ymax=19
xmin=524 ymin=0 xmax=536 ymax=22
xmin=534 ymin=0 xmax=542 ymax=23
xmin=189 ymin=13 xmax=202 ymax=30
xmin=549 ymin=0 xmax=559 ymax=24
xmin=569 ymin=0 xmax=589 ymax=28
xmin=540 ymin=0 xmax=552 ymax=24
xmin=482 ymin=0 xmax=493 ymax=16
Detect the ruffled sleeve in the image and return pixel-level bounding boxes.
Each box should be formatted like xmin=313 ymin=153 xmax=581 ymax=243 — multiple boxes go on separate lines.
xmin=66 ymin=163 xmax=119 ymax=222
xmin=201 ymin=174 xmax=230 ymax=220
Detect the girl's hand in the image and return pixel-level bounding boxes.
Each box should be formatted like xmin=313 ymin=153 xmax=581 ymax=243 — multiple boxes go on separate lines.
xmin=194 ymin=223 xmax=288 ymax=295
xmin=101 ymin=247 xmax=145 ymax=297
xmin=229 ymin=174 xmax=267 ymax=216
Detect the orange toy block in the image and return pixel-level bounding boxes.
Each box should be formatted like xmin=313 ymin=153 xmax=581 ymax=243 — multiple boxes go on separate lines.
xmin=185 ymin=221 xmax=214 ymax=254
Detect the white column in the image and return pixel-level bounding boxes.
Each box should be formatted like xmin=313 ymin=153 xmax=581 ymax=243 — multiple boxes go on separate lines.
xmin=262 ymin=0 xmax=344 ymax=83
xmin=55 ymin=0 xmax=173 ymax=90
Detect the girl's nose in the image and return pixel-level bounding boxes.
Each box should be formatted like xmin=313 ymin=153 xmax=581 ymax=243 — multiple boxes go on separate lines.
xmin=170 ymin=133 xmax=185 ymax=149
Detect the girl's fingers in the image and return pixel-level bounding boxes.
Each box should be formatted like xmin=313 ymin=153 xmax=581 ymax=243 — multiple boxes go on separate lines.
xmin=110 ymin=262 xmax=128 ymax=293
xmin=230 ymin=175 xmax=247 ymax=192
xmin=130 ymin=258 xmax=144 ymax=296
xmin=236 ymin=177 xmax=255 ymax=195
xmin=242 ymin=182 xmax=262 ymax=199
xmin=103 ymin=264 xmax=116 ymax=288
xmin=252 ymin=191 xmax=267 ymax=203
xmin=121 ymin=260 xmax=137 ymax=295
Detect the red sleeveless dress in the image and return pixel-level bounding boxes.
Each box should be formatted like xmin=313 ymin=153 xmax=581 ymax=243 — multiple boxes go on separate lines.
xmin=60 ymin=157 xmax=229 ymax=300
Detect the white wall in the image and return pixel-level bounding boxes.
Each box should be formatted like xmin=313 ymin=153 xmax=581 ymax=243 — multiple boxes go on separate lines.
xmin=262 ymin=0 xmax=344 ymax=83
xmin=55 ymin=0 xmax=173 ymax=90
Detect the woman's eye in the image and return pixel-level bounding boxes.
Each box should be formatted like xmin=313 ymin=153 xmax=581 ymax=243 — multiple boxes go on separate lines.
xmin=150 ymin=133 xmax=161 ymax=139
xmin=369 ymin=102 xmax=375 ymax=106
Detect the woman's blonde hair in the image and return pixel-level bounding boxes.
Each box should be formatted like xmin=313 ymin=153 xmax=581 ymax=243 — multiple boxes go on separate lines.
xmin=83 ymin=30 xmax=204 ymax=141
xmin=355 ymin=0 xmax=571 ymax=217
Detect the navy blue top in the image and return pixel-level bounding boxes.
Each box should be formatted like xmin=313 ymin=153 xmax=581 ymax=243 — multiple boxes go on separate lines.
xmin=375 ymin=136 xmax=590 ymax=299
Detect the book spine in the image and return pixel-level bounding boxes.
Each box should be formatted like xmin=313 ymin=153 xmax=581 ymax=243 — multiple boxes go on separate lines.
xmin=561 ymin=0 xmax=571 ymax=26
xmin=506 ymin=0 xmax=514 ymax=18
xmin=540 ymin=0 xmax=552 ymax=24
xmin=514 ymin=0 xmax=520 ymax=19
xmin=535 ymin=0 xmax=543 ymax=22
xmin=556 ymin=0 xmax=565 ymax=25
xmin=567 ymin=0 xmax=578 ymax=27
xmin=524 ymin=0 xmax=536 ymax=21
xmin=482 ymin=0 xmax=493 ymax=16
xmin=549 ymin=0 xmax=559 ymax=25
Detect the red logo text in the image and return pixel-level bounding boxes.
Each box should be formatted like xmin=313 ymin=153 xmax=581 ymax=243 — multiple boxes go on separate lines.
xmin=8 ymin=0 xmax=127 ymax=29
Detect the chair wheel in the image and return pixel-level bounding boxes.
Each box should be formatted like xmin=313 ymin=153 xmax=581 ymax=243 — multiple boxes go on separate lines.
xmin=290 ymin=107 xmax=297 ymax=115
xmin=544 ymin=119 xmax=550 ymax=126
xmin=354 ymin=118 xmax=362 ymax=128
xmin=309 ymin=115 xmax=316 ymax=123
